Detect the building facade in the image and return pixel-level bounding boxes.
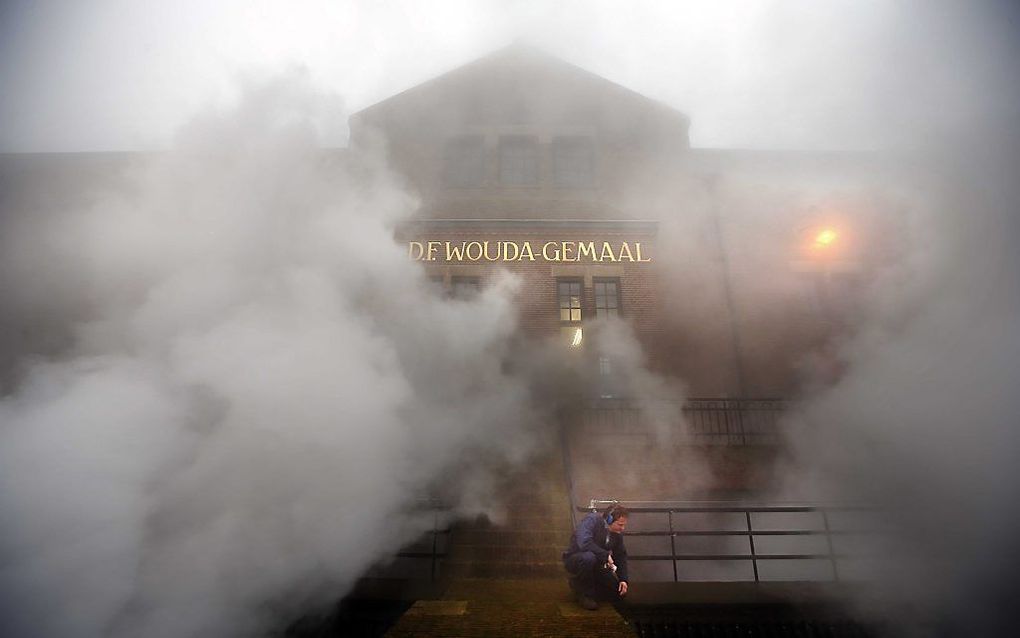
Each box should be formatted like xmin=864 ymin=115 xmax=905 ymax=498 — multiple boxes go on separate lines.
xmin=349 ymin=45 xmax=906 ymax=498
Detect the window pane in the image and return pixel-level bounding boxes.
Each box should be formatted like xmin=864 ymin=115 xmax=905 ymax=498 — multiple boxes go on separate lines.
xmin=499 ymin=136 xmax=538 ymax=185
xmin=558 ymin=279 xmax=583 ymax=323
xmin=594 ymin=278 xmax=621 ymax=318
xmin=562 ymin=326 xmax=584 ymax=348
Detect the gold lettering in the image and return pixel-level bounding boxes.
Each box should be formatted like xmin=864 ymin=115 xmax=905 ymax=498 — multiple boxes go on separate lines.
xmin=408 ymin=241 xmax=424 ymax=260
xmin=520 ymin=241 xmax=536 ymax=261
xmin=542 ymin=241 xmax=561 ymax=262
xmin=446 ymin=242 xmax=466 ymax=261
xmin=483 ymin=241 xmax=501 ymax=261
xmin=600 ymin=242 xmax=618 ymax=262
xmin=561 ymin=241 xmax=576 ymax=262
xmin=424 ymin=239 xmax=649 ymax=262
xmin=503 ymin=241 xmax=520 ymax=261
xmin=577 ymin=241 xmax=598 ymax=262
xmin=427 ymin=241 xmax=441 ymax=262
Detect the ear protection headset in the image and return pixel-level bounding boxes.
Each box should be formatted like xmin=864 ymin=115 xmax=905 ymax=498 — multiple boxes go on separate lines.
xmin=604 ymin=501 xmax=620 ymax=525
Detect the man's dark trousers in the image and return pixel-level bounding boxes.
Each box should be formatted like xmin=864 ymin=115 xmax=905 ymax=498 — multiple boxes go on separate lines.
xmin=564 ymin=551 xmax=620 ymax=601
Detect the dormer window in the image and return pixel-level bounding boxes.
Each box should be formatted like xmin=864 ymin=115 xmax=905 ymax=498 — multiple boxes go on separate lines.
xmin=553 ymin=136 xmax=594 ymax=187
xmin=498 ymin=136 xmax=539 ymax=186
xmin=443 ymin=135 xmax=485 ymax=187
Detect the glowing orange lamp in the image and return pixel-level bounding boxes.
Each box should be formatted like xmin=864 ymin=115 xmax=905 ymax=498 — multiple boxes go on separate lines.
xmin=814 ymin=228 xmax=838 ymax=247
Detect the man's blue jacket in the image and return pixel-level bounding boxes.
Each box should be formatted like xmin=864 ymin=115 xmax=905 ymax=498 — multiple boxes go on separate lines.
xmin=563 ymin=512 xmax=629 ymax=583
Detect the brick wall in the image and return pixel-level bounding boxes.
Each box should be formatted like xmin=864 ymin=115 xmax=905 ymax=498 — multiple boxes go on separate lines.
xmin=400 ymin=223 xmax=663 ymax=363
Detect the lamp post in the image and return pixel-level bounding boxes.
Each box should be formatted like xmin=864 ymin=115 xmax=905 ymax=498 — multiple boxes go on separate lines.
xmin=804 ymin=225 xmax=842 ymax=323
xmin=705 ymin=175 xmax=748 ymax=398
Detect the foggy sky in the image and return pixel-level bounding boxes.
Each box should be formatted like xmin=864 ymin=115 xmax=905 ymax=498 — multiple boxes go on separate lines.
xmin=2 ymin=2 xmax=1020 ymax=636
xmin=2 ymin=0 xmax=1017 ymax=152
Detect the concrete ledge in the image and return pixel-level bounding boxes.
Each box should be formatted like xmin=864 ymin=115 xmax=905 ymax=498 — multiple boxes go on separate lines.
xmin=625 ymin=581 xmax=867 ymax=607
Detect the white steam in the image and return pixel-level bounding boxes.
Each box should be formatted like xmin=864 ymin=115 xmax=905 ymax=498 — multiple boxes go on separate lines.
xmin=0 ymin=74 xmax=543 ymax=637
xmin=777 ymin=141 xmax=1020 ymax=631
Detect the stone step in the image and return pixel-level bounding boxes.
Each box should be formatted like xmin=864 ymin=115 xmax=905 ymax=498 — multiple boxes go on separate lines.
xmin=384 ymin=599 xmax=636 ymax=637
xmin=453 ymin=514 xmax=574 ymax=531
xmin=453 ymin=524 xmax=573 ymax=538
xmin=442 ymin=560 xmax=567 ymax=579
xmin=452 ymin=529 xmax=571 ymax=546
xmin=446 ymin=544 xmax=564 ymax=563
xmin=440 ymin=578 xmax=570 ymax=602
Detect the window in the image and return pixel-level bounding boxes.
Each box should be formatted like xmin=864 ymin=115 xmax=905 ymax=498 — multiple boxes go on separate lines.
xmin=558 ymin=279 xmax=584 ymax=347
xmin=593 ymin=279 xmax=620 ymax=318
xmin=443 ymin=135 xmax=485 ymax=187
xmin=597 ymin=355 xmax=616 ymax=398
xmin=553 ymin=136 xmax=594 ymax=187
xmin=498 ymin=136 xmax=539 ymax=186
xmin=428 ymin=275 xmax=446 ymax=295
xmin=598 ymin=356 xmax=612 ymax=376
xmin=451 ymin=276 xmax=481 ymax=299
xmin=557 ymin=279 xmax=583 ymax=322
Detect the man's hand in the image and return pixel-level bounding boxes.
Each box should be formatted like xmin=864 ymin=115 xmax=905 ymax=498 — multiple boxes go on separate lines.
xmin=618 ymin=581 xmax=628 ymax=596
xmin=606 ymin=554 xmax=615 ymax=567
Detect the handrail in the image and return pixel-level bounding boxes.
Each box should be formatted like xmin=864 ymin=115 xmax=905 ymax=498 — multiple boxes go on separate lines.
xmin=559 ymin=420 xmax=581 ymax=530
xmin=395 ymin=502 xmax=452 ymax=582
xmin=582 ymin=398 xmax=786 ymax=446
xmin=579 ymin=500 xmax=881 ymax=583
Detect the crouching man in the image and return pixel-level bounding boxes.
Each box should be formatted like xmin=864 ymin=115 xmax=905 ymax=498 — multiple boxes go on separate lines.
xmin=563 ymin=503 xmax=629 ymax=610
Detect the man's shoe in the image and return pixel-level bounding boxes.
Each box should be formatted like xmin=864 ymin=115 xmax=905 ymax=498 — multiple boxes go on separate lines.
xmin=576 ymin=593 xmax=599 ymax=611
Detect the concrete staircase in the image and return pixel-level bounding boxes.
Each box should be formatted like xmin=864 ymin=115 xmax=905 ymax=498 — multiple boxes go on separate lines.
xmin=383 ymin=449 xmax=637 ymax=637
xmin=440 ymin=451 xmax=575 ymax=580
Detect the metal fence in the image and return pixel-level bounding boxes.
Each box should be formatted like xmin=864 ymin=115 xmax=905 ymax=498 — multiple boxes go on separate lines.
xmin=389 ymin=509 xmax=450 ymax=582
xmin=582 ymin=398 xmax=784 ymax=446
xmin=583 ymin=500 xmax=885 ymax=583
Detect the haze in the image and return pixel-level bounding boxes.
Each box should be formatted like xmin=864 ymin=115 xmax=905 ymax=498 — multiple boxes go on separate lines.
xmin=3 ymin=0 xmax=1016 ymax=152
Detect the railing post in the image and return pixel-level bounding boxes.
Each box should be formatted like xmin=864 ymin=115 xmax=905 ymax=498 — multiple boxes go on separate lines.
xmin=822 ymin=509 xmax=840 ymax=582
xmin=430 ymin=510 xmax=439 ymax=583
xmin=745 ymin=510 xmax=759 ymax=583
xmin=668 ymin=510 xmax=678 ymax=582
xmin=734 ymin=399 xmax=747 ymax=446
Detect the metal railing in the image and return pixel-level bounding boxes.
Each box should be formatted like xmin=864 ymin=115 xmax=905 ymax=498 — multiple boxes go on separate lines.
xmin=394 ymin=508 xmax=451 ymax=582
xmin=583 ymin=499 xmax=882 ymax=583
xmin=582 ymin=398 xmax=784 ymax=446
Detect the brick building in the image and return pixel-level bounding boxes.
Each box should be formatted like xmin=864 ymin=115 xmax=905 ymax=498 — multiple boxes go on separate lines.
xmin=350 ymin=44 xmax=906 ymax=501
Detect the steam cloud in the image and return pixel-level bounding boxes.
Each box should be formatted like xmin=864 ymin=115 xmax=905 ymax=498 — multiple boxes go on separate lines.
xmin=2 ymin=4 xmax=1019 ymax=637
xmin=0 ymin=74 xmax=547 ymax=638
xmin=776 ymin=140 xmax=1020 ymax=633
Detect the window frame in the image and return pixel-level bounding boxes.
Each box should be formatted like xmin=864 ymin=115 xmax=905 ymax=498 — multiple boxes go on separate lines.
xmin=498 ymin=135 xmax=540 ymax=186
xmin=592 ymin=277 xmax=622 ymax=318
xmin=557 ymin=278 xmax=584 ymax=324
